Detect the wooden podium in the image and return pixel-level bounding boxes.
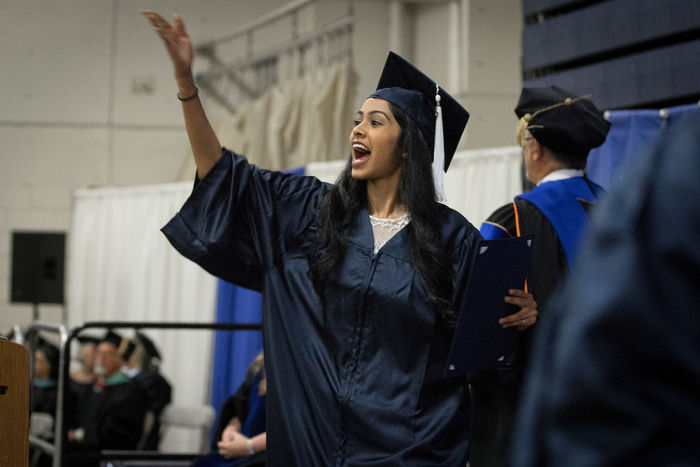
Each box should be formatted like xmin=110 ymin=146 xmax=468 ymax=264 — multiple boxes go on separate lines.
xmin=0 ymin=337 xmax=30 ymax=466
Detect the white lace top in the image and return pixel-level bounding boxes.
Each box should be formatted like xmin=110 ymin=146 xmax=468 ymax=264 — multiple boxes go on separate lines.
xmin=369 ymin=213 xmax=411 ymax=254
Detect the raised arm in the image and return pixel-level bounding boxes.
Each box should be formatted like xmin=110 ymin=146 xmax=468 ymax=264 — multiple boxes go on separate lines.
xmin=142 ymin=11 xmax=222 ymax=179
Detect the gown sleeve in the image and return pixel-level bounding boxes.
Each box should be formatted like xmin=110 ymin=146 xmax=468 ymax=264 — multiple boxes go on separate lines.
xmin=161 ymin=148 xmax=326 ymax=291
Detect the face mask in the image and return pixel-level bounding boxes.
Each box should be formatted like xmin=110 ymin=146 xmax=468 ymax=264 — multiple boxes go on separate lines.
xmin=93 ymin=364 xmax=106 ymax=376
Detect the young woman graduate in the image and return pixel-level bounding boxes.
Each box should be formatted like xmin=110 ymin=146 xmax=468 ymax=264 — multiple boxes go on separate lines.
xmin=143 ymin=11 xmax=536 ymax=466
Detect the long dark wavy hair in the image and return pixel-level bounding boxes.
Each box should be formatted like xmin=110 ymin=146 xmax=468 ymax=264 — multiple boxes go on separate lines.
xmin=309 ymin=102 xmax=456 ymax=325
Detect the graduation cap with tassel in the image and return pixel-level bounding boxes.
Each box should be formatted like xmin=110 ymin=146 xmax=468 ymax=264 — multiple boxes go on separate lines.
xmin=369 ymin=51 xmax=470 ymax=202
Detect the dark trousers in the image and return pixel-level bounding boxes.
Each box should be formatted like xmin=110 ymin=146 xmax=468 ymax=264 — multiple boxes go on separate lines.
xmin=469 ymin=372 xmax=522 ymax=467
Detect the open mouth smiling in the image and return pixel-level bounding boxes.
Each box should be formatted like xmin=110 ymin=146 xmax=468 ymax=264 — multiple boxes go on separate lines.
xmin=352 ymin=142 xmax=370 ymax=166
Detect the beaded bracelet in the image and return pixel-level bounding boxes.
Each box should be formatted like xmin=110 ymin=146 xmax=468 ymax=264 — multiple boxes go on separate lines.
xmin=177 ymin=87 xmax=198 ymax=101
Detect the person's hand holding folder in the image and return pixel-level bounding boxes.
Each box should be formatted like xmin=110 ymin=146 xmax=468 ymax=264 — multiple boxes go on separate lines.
xmin=445 ymin=236 xmax=536 ymax=375
xmin=499 ymin=289 xmax=537 ymax=331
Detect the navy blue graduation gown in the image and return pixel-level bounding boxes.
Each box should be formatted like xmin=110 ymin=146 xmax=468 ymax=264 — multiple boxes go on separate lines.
xmin=162 ymin=149 xmax=481 ymax=466
xmin=66 ymin=377 xmax=150 ymax=467
xmin=512 ymin=115 xmax=700 ymax=466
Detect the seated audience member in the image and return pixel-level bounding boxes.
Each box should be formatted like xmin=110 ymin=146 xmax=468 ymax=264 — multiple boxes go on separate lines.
xmin=124 ymin=331 xmax=172 ymax=449
xmin=71 ymin=335 xmax=100 ymax=384
xmin=67 ymin=331 xmax=149 ymax=466
xmin=32 ymin=337 xmax=60 ymax=417
xmin=193 ymin=352 xmax=266 ymax=467
xmin=30 ymin=337 xmax=60 ymax=467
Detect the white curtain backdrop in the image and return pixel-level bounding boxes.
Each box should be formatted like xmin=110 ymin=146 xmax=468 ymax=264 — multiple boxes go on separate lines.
xmin=306 ymin=145 xmax=523 ymax=226
xmin=67 ymin=182 xmax=218 ymax=415
xmin=305 ymin=159 xmax=347 ymax=184
xmin=444 ymin=145 xmax=523 ymax=225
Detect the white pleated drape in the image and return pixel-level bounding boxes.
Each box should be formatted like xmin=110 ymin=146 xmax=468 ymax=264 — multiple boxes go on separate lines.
xmin=67 ymin=183 xmax=218 ymax=416
xmin=443 ymin=145 xmax=523 ymax=225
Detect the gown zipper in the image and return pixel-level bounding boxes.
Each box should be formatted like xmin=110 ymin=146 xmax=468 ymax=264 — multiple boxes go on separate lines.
xmin=336 ymin=250 xmax=379 ymax=466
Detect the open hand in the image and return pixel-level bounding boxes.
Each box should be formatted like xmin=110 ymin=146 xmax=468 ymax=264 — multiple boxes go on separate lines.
xmin=499 ymin=289 xmax=538 ymax=331
xmin=141 ymin=10 xmax=193 ymax=79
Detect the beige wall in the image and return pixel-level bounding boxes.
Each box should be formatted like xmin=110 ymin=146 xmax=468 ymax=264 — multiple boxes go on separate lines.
xmin=351 ymin=0 xmax=522 ymax=150
xmin=411 ymin=0 xmax=522 ymax=150
xmin=459 ymin=0 xmax=523 ymax=149
xmin=0 ymin=0 xmax=522 ymax=331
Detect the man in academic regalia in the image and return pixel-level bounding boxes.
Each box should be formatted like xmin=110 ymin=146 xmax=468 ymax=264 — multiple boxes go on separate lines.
xmin=470 ymin=86 xmax=611 ymax=467
xmin=70 ymin=335 xmax=100 ymax=385
xmin=67 ymin=331 xmax=149 ymax=466
xmin=511 ymin=112 xmax=700 ymax=466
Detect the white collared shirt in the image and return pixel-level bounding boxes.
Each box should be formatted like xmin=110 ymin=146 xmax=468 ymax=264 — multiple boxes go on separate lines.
xmin=537 ymin=169 xmax=585 ymax=186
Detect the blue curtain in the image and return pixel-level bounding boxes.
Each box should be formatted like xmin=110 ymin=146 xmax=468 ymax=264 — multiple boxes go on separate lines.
xmin=208 ymin=166 xmax=305 ymax=441
xmin=667 ymin=103 xmax=700 ymax=130
xmin=586 ymin=110 xmax=661 ymax=191
xmin=210 ymin=281 xmax=263 ymax=431
xmin=587 ymin=104 xmax=700 ymax=191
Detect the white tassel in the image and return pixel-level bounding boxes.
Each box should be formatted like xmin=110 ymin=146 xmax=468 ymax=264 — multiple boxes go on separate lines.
xmin=432 ymin=86 xmax=446 ymax=202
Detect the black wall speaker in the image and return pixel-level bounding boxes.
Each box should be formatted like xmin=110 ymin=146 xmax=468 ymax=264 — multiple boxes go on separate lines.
xmin=11 ymin=232 xmax=66 ymax=304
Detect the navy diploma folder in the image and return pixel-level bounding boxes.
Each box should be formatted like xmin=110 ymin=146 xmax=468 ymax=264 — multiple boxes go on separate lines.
xmin=445 ymin=235 xmax=533 ymax=376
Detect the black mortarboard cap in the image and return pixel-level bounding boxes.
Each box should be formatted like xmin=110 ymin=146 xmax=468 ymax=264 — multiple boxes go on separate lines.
xmin=121 ymin=339 xmax=137 ymax=362
xmin=515 ymin=85 xmax=611 ymax=158
xmin=100 ymin=330 xmax=136 ymax=360
xmin=77 ymin=335 xmax=100 ymax=345
xmin=101 ymin=330 xmax=123 ymax=347
xmin=135 ymin=331 xmax=161 ymax=361
xmin=369 ymin=51 xmax=469 ymax=172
